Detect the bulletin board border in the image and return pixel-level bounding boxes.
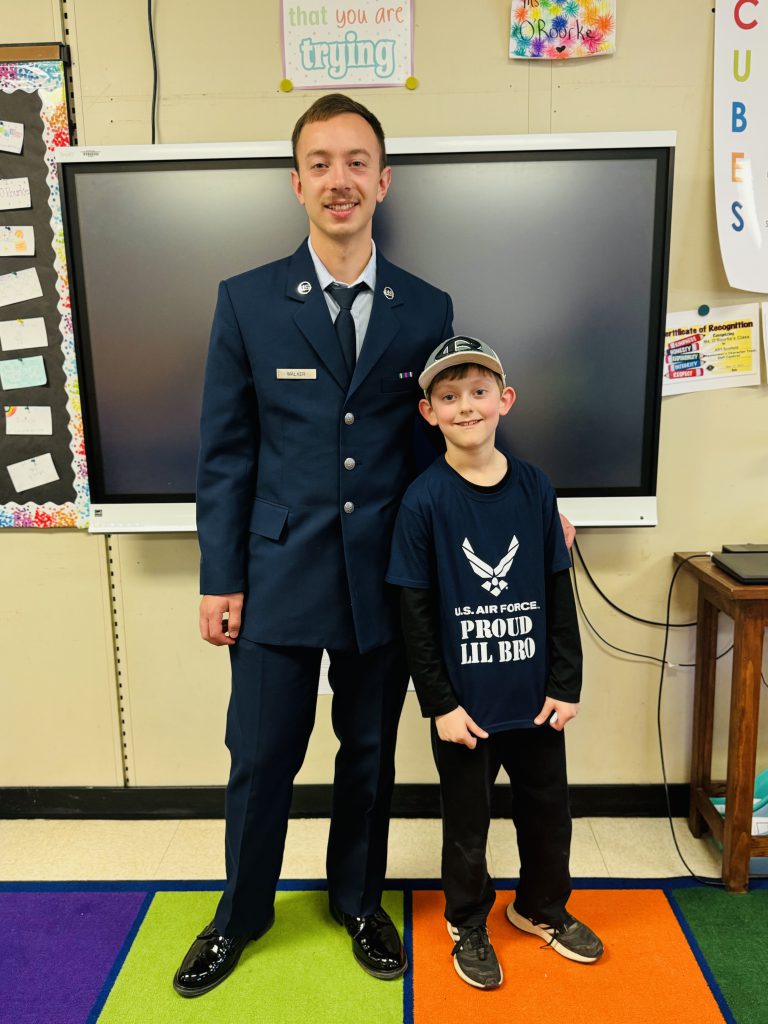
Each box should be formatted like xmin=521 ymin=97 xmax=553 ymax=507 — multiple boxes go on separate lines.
xmin=0 ymin=59 xmax=88 ymax=528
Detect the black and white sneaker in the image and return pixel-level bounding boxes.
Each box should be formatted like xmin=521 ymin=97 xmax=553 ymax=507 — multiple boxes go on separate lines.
xmin=506 ymin=904 xmax=603 ymax=963
xmin=447 ymin=920 xmax=503 ymax=989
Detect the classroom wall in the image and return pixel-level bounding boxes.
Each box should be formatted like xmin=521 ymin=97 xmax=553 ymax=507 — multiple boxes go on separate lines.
xmin=1 ymin=0 xmax=767 ymax=791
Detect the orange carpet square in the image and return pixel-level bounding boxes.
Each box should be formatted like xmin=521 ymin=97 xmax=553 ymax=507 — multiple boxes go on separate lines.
xmin=412 ymin=889 xmax=724 ymax=1023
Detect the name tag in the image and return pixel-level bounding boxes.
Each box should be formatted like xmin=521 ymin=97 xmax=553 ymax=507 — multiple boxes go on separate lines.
xmin=276 ymin=368 xmax=317 ymax=380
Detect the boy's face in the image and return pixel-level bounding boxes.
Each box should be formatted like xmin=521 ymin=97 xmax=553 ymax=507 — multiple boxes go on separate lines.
xmin=290 ymin=113 xmax=391 ymax=248
xmin=419 ymin=369 xmax=516 ymax=455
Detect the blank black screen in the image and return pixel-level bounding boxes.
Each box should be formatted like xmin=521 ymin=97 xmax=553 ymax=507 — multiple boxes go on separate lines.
xmin=61 ymin=148 xmax=670 ymax=502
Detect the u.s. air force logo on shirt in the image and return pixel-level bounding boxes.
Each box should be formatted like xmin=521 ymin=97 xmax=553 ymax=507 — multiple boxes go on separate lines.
xmin=461 ymin=535 xmax=519 ymax=597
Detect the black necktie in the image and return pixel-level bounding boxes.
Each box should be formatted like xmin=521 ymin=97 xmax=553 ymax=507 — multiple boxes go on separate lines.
xmin=327 ymin=282 xmax=366 ymax=380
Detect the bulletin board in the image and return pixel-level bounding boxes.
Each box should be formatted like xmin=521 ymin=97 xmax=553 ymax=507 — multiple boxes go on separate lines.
xmin=0 ymin=51 xmax=88 ymax=527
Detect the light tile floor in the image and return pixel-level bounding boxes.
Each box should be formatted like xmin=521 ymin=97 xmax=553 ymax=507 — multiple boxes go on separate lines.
xmin=0 ymin=817 xmax=733 ymax=881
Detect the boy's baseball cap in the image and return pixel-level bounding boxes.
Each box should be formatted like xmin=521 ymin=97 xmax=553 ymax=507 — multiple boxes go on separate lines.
xmin=418 ymin=336 xmax=506 ymax=392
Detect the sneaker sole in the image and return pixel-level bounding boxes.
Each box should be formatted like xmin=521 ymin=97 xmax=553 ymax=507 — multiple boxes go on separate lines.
xmin=505 ymin=906 xmax=601 ymax=964
xmin=172 ymin=914 xmax=275 ymax=998
xmin=446 ymin=921 xmax=503 ymax=989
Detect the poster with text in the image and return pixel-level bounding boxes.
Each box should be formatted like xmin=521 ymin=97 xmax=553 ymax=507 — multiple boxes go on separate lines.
xmin=663 ymin=304 xmax=761 ymax=397
xmin=281 ymin=0 xmax=413 ymax=89
xmin=510 ymin=0 xmax=616 ymax=59
xmin=713 ymin=2 xmax=768 ymax=292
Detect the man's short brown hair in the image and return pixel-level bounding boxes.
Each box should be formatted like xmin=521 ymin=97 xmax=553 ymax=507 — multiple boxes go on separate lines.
xmin=291 ymin=93 xmax=387 ymax=171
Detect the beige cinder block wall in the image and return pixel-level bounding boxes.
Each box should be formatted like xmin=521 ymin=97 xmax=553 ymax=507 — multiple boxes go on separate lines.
xmin=1 ymin=0 xmax=766 ymax=789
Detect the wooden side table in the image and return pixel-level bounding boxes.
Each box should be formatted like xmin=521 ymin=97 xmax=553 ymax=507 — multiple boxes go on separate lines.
xmin=675 ymin=553 xmax=768 ymax=891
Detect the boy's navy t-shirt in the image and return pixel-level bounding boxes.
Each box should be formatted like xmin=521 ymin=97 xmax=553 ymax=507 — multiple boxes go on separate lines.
xmin=386 ymin=454 xmax=571 ymax=733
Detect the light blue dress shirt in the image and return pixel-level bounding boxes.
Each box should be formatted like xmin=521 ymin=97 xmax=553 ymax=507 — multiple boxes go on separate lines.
xmin=307 ymin=236 xmax=377 ymax=357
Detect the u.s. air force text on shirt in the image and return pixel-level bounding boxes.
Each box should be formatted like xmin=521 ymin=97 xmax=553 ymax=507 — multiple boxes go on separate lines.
xmin=386 ymin=455 xmax=571 ymax=732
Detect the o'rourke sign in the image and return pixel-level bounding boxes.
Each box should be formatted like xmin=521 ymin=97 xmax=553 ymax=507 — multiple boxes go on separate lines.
xmin=714 ymin=0 xmax=768 ymax=292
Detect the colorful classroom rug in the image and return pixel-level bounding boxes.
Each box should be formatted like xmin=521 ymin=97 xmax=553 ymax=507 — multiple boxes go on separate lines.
xmin=2 ymin=878 xmax=766 ymax=1024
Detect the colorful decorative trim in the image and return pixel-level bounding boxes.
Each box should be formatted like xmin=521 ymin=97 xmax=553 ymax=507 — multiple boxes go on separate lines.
xmin=0 ymin=59 xmax=89 ymax=528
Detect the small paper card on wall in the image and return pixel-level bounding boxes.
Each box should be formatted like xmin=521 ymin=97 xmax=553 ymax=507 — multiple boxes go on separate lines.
xmin=0 ymin=268 xmax=43 ymax=308
xmin=4 ymin=406 xmax=52 ymax=435
xmin=281 ymin=0 xmax=413 ymax=89
xmin=663 ymin=304 xmax=761 ymax=396
xmin=0 ymin=226 xmax=35 ymax=257
xmin=0 ymin=317 xmax=47 ymax=352
xmin=6 ymin=452 xmax=58 ymax=493
xmin=510 ymin=1 xmax=616 ymax=59
xmin=0 ymin=177 xmax=31 ymax=210
xmin=0 ymin=119 xmax=24 ymax=154
xmin=0 ymin=355 xmax=47 ymax=390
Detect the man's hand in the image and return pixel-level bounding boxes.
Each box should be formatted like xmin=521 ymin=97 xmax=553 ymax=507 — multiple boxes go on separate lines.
xmin=435 ymin=706 xmax=489 ymax=749
xmin=534 ymin=696 xmax=579 ymax=732
xmin=559 ymin=512 xmax=575 ymax=550
xmin=199 ymin=593 xmax=244 ymax=646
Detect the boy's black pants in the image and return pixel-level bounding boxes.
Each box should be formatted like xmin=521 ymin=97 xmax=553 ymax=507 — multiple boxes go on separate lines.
xmin=431 ymin=722 xmax=572 ymax=928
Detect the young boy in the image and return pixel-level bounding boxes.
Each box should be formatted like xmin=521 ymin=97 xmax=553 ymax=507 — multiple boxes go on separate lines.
xmin=386 ymin=336 xmax=603 ymax=989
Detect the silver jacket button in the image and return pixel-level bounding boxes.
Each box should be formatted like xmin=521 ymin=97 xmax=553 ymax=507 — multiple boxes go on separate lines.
xmin=344 ymin=458 xmax=356 ymax=471
xmin=344 ymin=412 xmax=355 ymax=425
xmin=343 ymin=501 xmax=355 ymax=513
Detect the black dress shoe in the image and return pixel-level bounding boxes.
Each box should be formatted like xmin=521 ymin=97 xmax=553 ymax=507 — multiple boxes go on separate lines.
xmin=331 ymin=904 xmax=407 ymax=979
xmin=172 ymin=914 xmax=274 ymax=998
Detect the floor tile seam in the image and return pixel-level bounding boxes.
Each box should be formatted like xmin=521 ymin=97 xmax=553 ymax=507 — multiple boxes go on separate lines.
xmin=150 ymin=820 xmax=183 ymax=880
xmin=0 ymin=820 xmax=188 ymax=882
xmin=590 ymin=817 xmax=716 ymax=879
xmin=585 ymin=818 xmax=612 ymax=877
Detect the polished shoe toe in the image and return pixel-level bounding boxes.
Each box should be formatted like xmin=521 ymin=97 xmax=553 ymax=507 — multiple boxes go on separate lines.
xmin=173 ymin=915 xmax=274 ymax=998
xmin=331 ymin=904 xmax=407 ymax=980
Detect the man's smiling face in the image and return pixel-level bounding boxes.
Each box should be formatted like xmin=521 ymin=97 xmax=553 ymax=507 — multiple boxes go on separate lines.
xmin=291 ymin=113 xmax=391 ymax=247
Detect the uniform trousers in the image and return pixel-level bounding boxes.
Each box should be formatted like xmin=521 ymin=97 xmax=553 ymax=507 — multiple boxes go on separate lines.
xmin=214 ymin=636 xmax=409 ymax=937
xmin=431 ymin=722 xmax=572 ymax=929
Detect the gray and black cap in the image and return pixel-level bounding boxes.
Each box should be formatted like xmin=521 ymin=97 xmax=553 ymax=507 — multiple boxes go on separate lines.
xmin=418 ymin=336 xmax=506 ymax=393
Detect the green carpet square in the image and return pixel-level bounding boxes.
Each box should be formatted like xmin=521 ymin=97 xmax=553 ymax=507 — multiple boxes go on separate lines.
xmin=97 ymin=889 xmax=404 ymax=1024
xmin=673 ymin=887 xmax=768 ymax=1024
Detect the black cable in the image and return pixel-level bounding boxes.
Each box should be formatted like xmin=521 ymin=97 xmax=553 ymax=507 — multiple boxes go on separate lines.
xmin=148 ymin=0 xmax=158 ymax=144
xmin=570 ymin=562 xmax=667 ymax=665
xmin=570 ymin=559 xmax=733 ymax=668
xmin=573 ymin=539 xmax=697 ymax=628
xmin=677 ymin=645 xmax=733 ymax=669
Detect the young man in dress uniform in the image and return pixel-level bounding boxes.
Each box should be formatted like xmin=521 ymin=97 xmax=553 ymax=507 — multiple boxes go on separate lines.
xmin=173 ymin=94 xmax=454 ymax=996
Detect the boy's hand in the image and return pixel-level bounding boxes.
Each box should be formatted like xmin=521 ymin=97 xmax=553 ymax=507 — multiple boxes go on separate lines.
xmin=435 ymin=706 xmax=489 ymax=748
xmin=534 ymin=697 xmax=579 ymax=731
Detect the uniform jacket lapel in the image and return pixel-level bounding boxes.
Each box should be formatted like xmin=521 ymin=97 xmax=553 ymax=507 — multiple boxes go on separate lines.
xmin=287 ymin=241 xmax=349 ymax=391
xmin=348 ymin=251 xmax=404 ymax=399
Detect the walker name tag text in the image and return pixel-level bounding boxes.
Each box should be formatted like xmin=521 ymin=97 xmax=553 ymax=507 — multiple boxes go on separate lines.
xmin=276 ymin=368 xmax=318 ymax=379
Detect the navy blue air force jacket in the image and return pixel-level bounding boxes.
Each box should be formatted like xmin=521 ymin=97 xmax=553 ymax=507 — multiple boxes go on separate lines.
xmin=196 ymin=240 xmax=454 ymax=653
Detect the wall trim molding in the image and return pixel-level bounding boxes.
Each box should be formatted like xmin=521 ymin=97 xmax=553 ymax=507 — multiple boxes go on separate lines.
xmin=0 ymin=783 xmax=688 ymax=819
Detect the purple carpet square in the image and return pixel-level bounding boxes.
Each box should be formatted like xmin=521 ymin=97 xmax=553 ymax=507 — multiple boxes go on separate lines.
xmin=0 ymin=891 xmax=146 ymax=1024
